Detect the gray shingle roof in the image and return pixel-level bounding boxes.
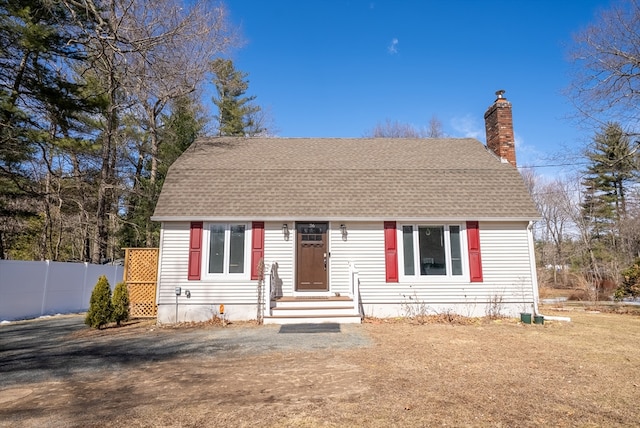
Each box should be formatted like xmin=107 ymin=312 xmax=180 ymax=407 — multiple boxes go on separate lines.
xmin=152 ymin=137 xmax=539 ymax=220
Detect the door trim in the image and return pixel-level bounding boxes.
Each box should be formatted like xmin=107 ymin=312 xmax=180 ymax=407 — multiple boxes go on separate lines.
xmin=294 ymin=221 xmax=330 ymax=293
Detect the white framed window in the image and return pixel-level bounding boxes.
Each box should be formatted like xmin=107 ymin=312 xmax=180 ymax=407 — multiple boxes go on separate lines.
xmin=203 ymin=223 xmax=250 ymax=278
xmin=399 ymin=224 xmax=468 ymax=281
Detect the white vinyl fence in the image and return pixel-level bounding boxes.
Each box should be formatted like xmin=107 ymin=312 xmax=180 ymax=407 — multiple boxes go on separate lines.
xmin=0 ymin=260 xmax=124 ymax=321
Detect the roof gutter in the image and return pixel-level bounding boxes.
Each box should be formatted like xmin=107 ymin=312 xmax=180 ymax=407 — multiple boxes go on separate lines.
xmin=150 ymin=215 xmax=540 ymax=223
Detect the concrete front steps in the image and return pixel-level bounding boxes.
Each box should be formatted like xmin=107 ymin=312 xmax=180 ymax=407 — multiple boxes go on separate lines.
xmin=263 ymin=296 xmax=362 ymax=324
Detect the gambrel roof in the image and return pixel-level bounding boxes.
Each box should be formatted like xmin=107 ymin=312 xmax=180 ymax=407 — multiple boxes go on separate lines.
xmin=152 ymin=137 xmax=539 ymax=221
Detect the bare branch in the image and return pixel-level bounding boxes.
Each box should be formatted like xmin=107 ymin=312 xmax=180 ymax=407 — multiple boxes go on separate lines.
xmin=568 ymin=0 xmax=640 ymax=132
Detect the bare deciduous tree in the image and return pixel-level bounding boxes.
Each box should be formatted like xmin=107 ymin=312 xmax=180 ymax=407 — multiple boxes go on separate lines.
xmin=63 ymin=0 xmax=237 ymax=261
xmin=364 ymin=115 xmax=445 ymax=138
xmin=364 ymin=119 xmax=423 ymax=138
xmin=534 ymin=177 xmax=574 ymax=283
xmin=426 ymin=115 xmax=445 ymax=138
xmin=126 ymin=0 xmax=237 ymax=185
xmin=568 ymin=0 xmax=640 ymax=129
xmin=123 ymin=0 xmax=237 ymax=245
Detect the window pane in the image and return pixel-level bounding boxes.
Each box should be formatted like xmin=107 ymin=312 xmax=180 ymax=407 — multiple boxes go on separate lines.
xmin=229 ymin=225 xmax=245 ymax=273
xmin=418 ymin=226 xmax=446 ymax=275
xmin=209 ymin=225 xmax=225 ymax=274
xmin=402 ymin=226 xmax=415 ymax=275
xmin=450 ymin=226 xmax=462 ymax=275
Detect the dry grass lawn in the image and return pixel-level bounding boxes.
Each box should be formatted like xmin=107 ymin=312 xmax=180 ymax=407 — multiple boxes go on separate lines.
xmin=2 ymin=307 xmax=640 ymax=427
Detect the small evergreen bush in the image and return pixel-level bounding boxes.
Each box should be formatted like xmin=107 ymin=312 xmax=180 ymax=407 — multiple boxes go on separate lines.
xmin=111 ymin=281 xmax=130 ymax=326
xmin=85 ymin=275 xmax=113 ymax=329
xmin=616 ymin=259 xmax=640 ymax=301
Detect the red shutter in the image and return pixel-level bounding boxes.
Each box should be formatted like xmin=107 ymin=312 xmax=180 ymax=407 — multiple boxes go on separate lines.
xmin=467 ymin=221 xmax=483 ymax=282
xmin=188 ymin=222 xmax=203 ymax=280
xmin=251 ymin=221 xmax=265 ymax=280
xmin=384 ymin=221 xmax=398 ymax=283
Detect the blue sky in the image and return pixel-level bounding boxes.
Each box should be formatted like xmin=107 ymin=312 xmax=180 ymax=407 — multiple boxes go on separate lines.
xmin=222 ymin=0 xmax=613 ymax=175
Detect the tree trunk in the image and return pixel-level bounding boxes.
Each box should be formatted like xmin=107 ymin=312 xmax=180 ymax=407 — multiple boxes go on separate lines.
xmin=9 ymin=51 xmax=29 ymax=108
xmin=41 ymin=177 xmax=51 ymax=261
xmin=92 ymin=66 xmax=118 ymax=264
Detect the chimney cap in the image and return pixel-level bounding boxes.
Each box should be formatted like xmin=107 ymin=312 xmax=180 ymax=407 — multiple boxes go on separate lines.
xmin=495 ymin=89 xmax=506 ymax=99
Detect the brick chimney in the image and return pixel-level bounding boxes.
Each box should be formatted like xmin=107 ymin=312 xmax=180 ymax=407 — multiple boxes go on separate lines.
xmin=484 ymin=90 xmax=516 ymax=167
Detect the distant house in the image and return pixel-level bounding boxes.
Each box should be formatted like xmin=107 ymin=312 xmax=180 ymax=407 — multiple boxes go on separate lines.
xmin=151 ymin=92 xmax=540 ymax=324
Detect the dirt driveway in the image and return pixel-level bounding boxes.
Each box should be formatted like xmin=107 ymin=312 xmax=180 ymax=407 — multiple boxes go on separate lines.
xmin=0 ymin=315 xmax=370 ymax=385
xmin=1 ymin=310 xmax=640 ymax=427
xmin=1 ymin=315 xmax=372 ymax=427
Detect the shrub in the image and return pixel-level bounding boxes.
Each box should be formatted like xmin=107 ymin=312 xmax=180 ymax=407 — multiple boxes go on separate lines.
xmin=85 ymin=275 xmax=113 ymax=329
xmin=400 ymin=291 xmax=432 ymax=324
xmin=485 ymin=294 xmax=505 ymax=319
xmin=616 ymin=259 xmax=640 ymax=301
xmin=568 ymin=289 xmax=589 ymax=301
xmin=111 ymin=281 xmax=130 ymax=326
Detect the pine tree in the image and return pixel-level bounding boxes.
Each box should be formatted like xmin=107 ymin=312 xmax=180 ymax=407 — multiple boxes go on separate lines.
xmin=111 ymin=281 xmax=130 ymax=326
xmin=581 ymin=122 xmax=636 ymax=242
xmin=0 ymin=0 xmax=96 ymax=259
xmin=85 ymin=275 xmax=113 ymax=329
xmin=211 ymin=58 xmax=264 ymax=136
xmin=616 ymin=258 xmax=640 ymax=300
xmin=119 ymin=95 xmax=205 ymax=248
xmin=580 ymin=122 xmax=638 ymax=285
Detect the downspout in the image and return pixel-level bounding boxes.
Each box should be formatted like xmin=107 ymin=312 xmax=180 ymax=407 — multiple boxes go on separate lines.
xmin=526 ymin=222 xmax=540 ymax=315
xmin=527 ymin=221 xmax=571 ymax=322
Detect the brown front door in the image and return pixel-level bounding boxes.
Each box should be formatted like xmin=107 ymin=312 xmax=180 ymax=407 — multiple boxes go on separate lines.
xmin=296 ymin=222 xmax=328 ymax=291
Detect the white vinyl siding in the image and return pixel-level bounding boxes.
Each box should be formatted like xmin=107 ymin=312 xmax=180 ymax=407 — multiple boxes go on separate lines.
xmin=329 ymin=222 xmax=386 ymax=296
xmin=157 ymin=220 xmax=537 ymax=317
xmin=479 ymin=221 xmax=535 ymax=303
xmin=265 ymin=221 xmax=382 ymax=296
xmin=157 ymin=222 xmax=256 ymax=306
xmin=157 ymin=222 xmax=189 ymax=305
xmin=341 ymin=221 xmax=535 ymax=308
xmin=264 ymin=222 xmax=295 ymax=296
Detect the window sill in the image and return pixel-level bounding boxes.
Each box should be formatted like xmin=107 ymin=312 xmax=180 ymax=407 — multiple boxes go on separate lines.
xmin=198 ymin=276 xmax=253 ymax=283
xmin=398 ymin=276 xmax=471 ymax=283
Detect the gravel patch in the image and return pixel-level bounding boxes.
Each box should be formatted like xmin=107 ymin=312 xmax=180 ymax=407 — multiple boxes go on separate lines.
xmin=0 ymin=315 xmax=371 ymax=387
